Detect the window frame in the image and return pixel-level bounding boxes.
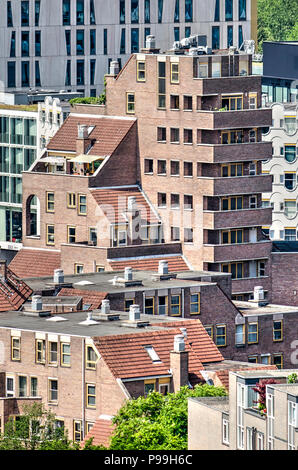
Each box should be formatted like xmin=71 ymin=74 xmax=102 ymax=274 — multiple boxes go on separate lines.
xmin=35 ymin=339 xmax=46 ymax=364
xmin=144 ymin=297 xmax=154 ymax=315
xmin=170 ymin=62 xmax=179 ymax=84
xmin=46 ymin=191 xmax=55 ymax=213
xmin=85 ymin=344 xmax=97 ymax=370
xmin=273 ymin=320 xmax=283 ymax=342
xmin=170 ymin=294 xmax=181 ymax=316
xmin=190 ymin=293 xmax=200 ymax=314
xmin=78 ymin=193 xmax=87 ymax=215
xmin=48 ymin=378 xmax=58 ymax=403
xmin=67 ymin=192 xmax=76 ymax=208
xmin=61 ymin=342 xmax=71 ymax=367
xmin=67 ymin=225 xmax=76 ymax=244
xmin=136 ymin=60 xmax=146 ymax=82
xmin=48 ymin=341 xmax=58 ymax=366
xmin=11 ymin=336 xmax=21 ymax=361
xmin=126 ymin=92 xmax=135 ymax=114
xmin=86 ymin=383 xmax=96 ymax=408
xmin=46 ymin=224 xmax=55 ymax=246
xmin=215 ymin=324 xmax=227 ymax=347
xmin=247 ymin=322 xmax=258 ymax=344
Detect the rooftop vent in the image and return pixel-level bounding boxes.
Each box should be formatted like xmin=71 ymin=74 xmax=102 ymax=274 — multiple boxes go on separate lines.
xmin=109 ymin=60 xmax=120 ymax=76
xmin=32 ymin=295 xmax=43 ymax=311
xmin=146 ymin=35 xmax=156 ymax=50
xmin=180 ymin=328 xmax=187 ymax=339
xmin=127 ymin=196 xmax=137 ymax=212
xmin=101 ymin=299 xmax=110 ymax=315
xmin=124 ymin=267 xmax=133 ymax=281
xmin=173 ymin=334 xmax=185 ymax=352
xmin=129 ymin=304 xmax=141 ymax=322
xmin=22 ymin=295 xmax=51 ymax=317
xmin=79 ymin=311 xmax=99 ymax=325
xmin=254 ymin=286 xmax=264 ymax=302
xmin=158 ymin=260 xmax=168 ymax=275
xmin=77 ymin=124 xmax=89 ymax=139
xmin=53 ymin=269 xmax=64 ymax=284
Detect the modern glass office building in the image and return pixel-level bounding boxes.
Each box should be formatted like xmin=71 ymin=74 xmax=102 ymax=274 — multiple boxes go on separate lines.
xmin=0 ymin=0 xmax=257 ymax=95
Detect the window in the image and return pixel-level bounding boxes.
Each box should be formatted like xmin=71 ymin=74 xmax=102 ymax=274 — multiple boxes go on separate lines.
xmin=257 ymin=261 xmax=265 ymax=277
xmin=89 ymin=0 xmax=96 ymax=23
xmin=90 ymin=29 xmax=96 ymax=55
xmin=158 ymin=0 xmax=163 ymax=23
xmin=159 ymin=378 xmax=170 ymax=395
xmin=288 ymin=401 xmax=297 ymax=450
xmin=21 ymin=31 xmax=30 ymax=57
xmin=221 ymin=95 xmax=243 ymax=111
xmin=35 ymin=61 xmax=41 ymax=87
xmin=86 ymin=384 xmax=96 ymax=408
xmin=267 ymin=392 xmax=274 ymax=449
xmin=157 ymin=192 xmax=166 ymax=208
xmin=171 ymin=160 xmax=180 ymax=176
xmin=124 ymin=298 xmax=134 ymax=312
xmin=7 ymin=1 xmax=13 ymax=27
xmin=131 ymin=0 xmax=139 ymax=23
xmin=157 ymin=127 xmax=166 ymax=142
xmin=184 ymin=227 xmax=193 ymax=243
xmin=222 ymin=417 xmax=229 ymax=445
xmin=225 ymin=0 xmax=233 ymax=21
xmin=19 ymin=376 xmax=27 ymax=397
xmin=247 ymin=322 xmax=258 ymax=344
xmin=145 ymin=297 xmax=154 ymax=315
xmin=11 ymin=336 xmax=21 ymax=361
xmin=235 ymin=324 xmax=245 ymax=345
xmin=174 ymin=0 xmax=179 ymax=22
xmin=170 ymin=295 xmax=181 ymax=316
xmin=221 ymin=196 xmax=243 ymax=211
xmin=144 ymin=27 xmax=150 ymax=46
xmin=285 ymin=228 xmax=296 ymax=241
xmin=221 ymin=163 xmax=243 ymax=177
xmin=222 ymin=262 xmax=243 ymax=279
xmin=190 ymin=293 xmax=200 ymax=314
xmin=78 ymin=194 xmax=87 ymax=215
xmin=221 ymin=130 xmax=244 ymax=144
xmin=46 ymin=192 xmax=55 ymax=212
xmin=284 ymin=200 xmax=296 ymax=218
xmin=158 ymin=61 xmax=166 ymax=108
xmin=184 ymin=194 xmax=193 ymax=210
xmin=273 ymin=354 xmax=283 ymax=369
xmin=221 ymin=229 xmax=243 ymax=244
xmin=170 ymin=127 xmax=180 ymax=143
xmin=171 ymin=193 xmax=180 ymax=209
xmin=21 ymin=1 xmax=29 ymax=26
xmin=137 ymin=61 xmax=146 ymax=81
xmin=35 ymin=30 xmax=41 ymax=56
xmin=227 ymin=25 xmax=233 ymax=47
xmin=49 ymin=342 xmax=58 ymax=365
xmin=171 ymin=62 xmax=179 ymax=84
xmin=46 ymin=225 xmax=55 ymax=246
xmin=65 ymin=60 xmax=71 ymax=86
xmin=257 ymin=432 xmax=264 ymax=450
xmin=86 ymin=345 xmax=97 ymax=369
xmin=171 ymin=226 xmax=180 ymax=241
xmin=214 ymin=0 xmax=220 ymax=21
xmin=36 ymin=339 xmax=46 ymax=363
xmin=126 ymin=93 xmax=135 ymax=114
xmin=285 ymin=145 xmax=296 ymax=163
xmin=30 ymin=377 xmax=38 ymax=397
xmin=74 ymin=263 xmax=83 ymax=274
xmin=238 ymin=25 xmax=243 ymax=49
xmin=273 ymin=320 xmax=283 ymax=342
xmin=120 ymin=0 xmax=125 ymax=23
xmin=63 ymin=0 xmax=71 ymax=25
xmin=76 ymin=59 xmax=85 ymax=85
xmin=49 ymin=379 xmax=58 ymax=403
xmin=131 ymin=28 xmax=139 ymax=53
xmin=89 ymin=227 xmax=97 ymax=244
xmin=144 ymin=380 xmax=156 ymax=396
xmin=144 ymin=159 xmax=153 ymax=174
xmin=184 ymin=129 xmax=193 ymax=144
xmin=61 ymin=343 xmax=71 ymax=367
xmin=185 ymin=26 xmax=191 ymax=37
xmin=67 ymin=226 xmax=76 ymax=243
xmin=239 ymin=0 xmax=246 ymax=20
xmin=174 ymin=26 xmax=180 ymax=42
xmin=170 ymin=95 xmax=179 ymax=110
xmin=212 ymin=26 xmax=220 ymax=50
xmin=248 ymin=355 xmax=258 ymax=363
xmin=284 ymin=173 xmax=296 ymax=191
xmin=157 ymin=159 xmax=166 ymax=175
xmin=158 ymin=296 xmax=168 ymax=315
xmin=22 ymin=61 xmax=30 ymax=87
xmin=76 ymin=0 xmax=84 ymax=24
xmin=90 ymin=59 xmax=96 ymax=85
xmin=215 ymin=324 xmax=226 ymax=346
xmin=185 ymin=0 xmax=193 ymax=22
xmin=183 ymin=95 xmax=192 ymax=111
xmin=103 ymin=28 xmax=107 ymax=54
xmin=7 ymin=62 xmax=16 ymax=88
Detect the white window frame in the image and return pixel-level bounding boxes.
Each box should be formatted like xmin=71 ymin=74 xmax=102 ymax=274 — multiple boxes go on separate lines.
xmin=222 ymin=417 xmax=229 ymax=445
xmin=267 ymin=392 xmax=275 ymax=450
xmin=288 ymin=401 xmax=297 ymax=450
xmin=237 ymin=382 xmax=245 ymax=449
xmin=6 ymin=376 xmax=15 ymax=397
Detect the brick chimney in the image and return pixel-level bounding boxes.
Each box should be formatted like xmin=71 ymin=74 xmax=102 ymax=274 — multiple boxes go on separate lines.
xmin=76 ymin=124 xmax=91 ymax=155
xmin=170 ymin=334 xmax=189 ymax=393
xmin=0 ymin=260 xmax=7 ymax=279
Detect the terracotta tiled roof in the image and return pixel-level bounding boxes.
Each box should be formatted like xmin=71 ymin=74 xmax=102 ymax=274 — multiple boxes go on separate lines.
xmin=47 ymin=115 xmax=135 ymax=156
xmin=58 ymin=288 xmax=108 ymax=310
xmin=93 ymin=319 xmax=223 ymax=384
xmin=153 ymin=319 xmax=224 ymax=364
xmin=81 ymin=417 xmax=115 ymax=449
xmin=215 ymin=365 xmax=278 ymax=390
xmin=0 ymin=265 xmax=32 ymax=312
xmin=91 ymin=186 xmax=160 ymax=225
xmin=9 ymin=249 xmax=61 ymax=279
xmin=109 ymin=256 xmax=189 ymax=272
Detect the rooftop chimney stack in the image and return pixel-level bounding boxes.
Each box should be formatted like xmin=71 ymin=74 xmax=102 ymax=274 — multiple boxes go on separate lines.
xmin=77 ymin=124 xmax=88 ymax=139
xmin=254 ymin=286 xmax=264 ymax=303
xmin=109 ymin=60 xmax=120 ymax=76
xmin=124 ymin=267 xmax=133 ymax=281
xmin=129 ymin=304 xmax=141 ymax=322
xmin=146 ymin=35 xmax=156 ymax=50
xmin=31 ymin=295 xmax=43 ymax=312
xmin=54 ymin=269 xmax=64 ymax=284
xmin=127 ymin=196 xmax=137 ymax=212
xmin=170 ymin=335 xmax=189 ymax=393
xmin=101 ymin=299 xmax=110 ymax=315
xmin=158 ymin=260 xmax=168 ymax=275
xmin=174 ymin=334 xmax=186 ymax=352
xmin=0 ymin=260 xmax=7 ymax=279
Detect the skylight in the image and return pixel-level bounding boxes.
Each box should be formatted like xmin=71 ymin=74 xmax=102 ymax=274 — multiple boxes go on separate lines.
xmin=144 ymin=345 xmax=161 ymax=363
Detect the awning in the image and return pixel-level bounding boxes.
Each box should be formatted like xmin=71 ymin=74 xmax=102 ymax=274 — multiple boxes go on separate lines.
xmin=70 ymin=154 xmax=104 ymax=163
xmin=40 ymin=156 xmax=66 ymax=164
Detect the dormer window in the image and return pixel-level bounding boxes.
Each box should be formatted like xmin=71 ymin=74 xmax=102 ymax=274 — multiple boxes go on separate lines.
xmin=144 ymin=345 xmax=161 ymax=363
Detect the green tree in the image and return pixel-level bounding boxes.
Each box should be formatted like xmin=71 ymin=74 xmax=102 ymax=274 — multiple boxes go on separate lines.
xmin=257 ymin=0 xmax=298 ymax=51
xmin=0 ymin=402 xmax=78 ymax=450
xmin=109 ymin=384 xmax=227 ymax=451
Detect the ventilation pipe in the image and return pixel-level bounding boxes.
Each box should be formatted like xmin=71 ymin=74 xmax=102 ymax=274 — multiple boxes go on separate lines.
xmin=32 ymin=295 xmax=43 ymax=311
xmin=101 ymin=299 xmax=110 ymax=315
xmin=124 ymin=267 xmax=133 ymax=281
xmin=158 ymin=260 xmax=168 ymax=275
xmin=129 ymin=304 xmax=141 ymax=322
xmin=173 ymin=334 xmax=185 ymax=352
xmin=54 ymin=269 xmax=64 ymax=284
xmin=109 ymin=60 xmax=120 ymax=76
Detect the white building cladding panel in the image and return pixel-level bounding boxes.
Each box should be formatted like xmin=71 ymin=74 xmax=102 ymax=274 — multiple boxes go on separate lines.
xmin=0 ymin=0 xmax=255 ymax=94
xmin=262 ymin=103 xmax=298 ymax=240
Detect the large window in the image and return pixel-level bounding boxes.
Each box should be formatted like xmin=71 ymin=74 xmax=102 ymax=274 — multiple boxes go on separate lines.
xmin=158 ymin=0 xmax=163 ymax=23
xmin=63 ymin=0 xmax=71 ymax=25
xmin=284 ymin=200 xmax=296 ymax=218
xmin=284 ymin=173 xmax=296 ymax=191
xmin=238 ymin=0 xmax=246 ymax=20
xmin=77 ymin=60 xmax=85 ymax=85
xmin=225 ymin=0 xmax=233 ymax=21
xmin=185 ymin=0 xmax=193 ymax=22
xmin=131 ymin=0 xmax=139 ymax=23
xmin=215 ymin=324 xmax=226 ymax=346
xmin=7 ymin=1 xmax=13 ymax=27
xmin=221 ymin=196 xmax=243 ymax=211
xmin=212 ymin=26 xmax=220 ymax=50
xmin=144 ymin=0 xmax=150 ymax=22
xmin=76 ymin=30 xmax=84 ymax=55
xmin=21 ymin=1 xmax=29 ymax=26
xmin=247 ymin=323 xmax=258 ymax=344
xmin=76 ymin=0 xmax=84 ymax=25
xmin=157 ymin=61 xmax=166 ymax=108
xmin=222 ymin=262 xmax=243 ymax=279
xmin=21 ymin=32 xmax=30 ymax=57
xmin=120 ymin=0 xmax=125 ymax=23
xmin=284 ymin=145 xmax=296 ymax=163
xmin=131 ymin=28 xmax=139 ymax=53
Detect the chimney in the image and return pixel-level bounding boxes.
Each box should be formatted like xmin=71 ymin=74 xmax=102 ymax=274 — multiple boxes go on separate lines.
xmin=170 ymin=334 xmax=189 ymax=393
xmin=109 ymin=60 xmax=120 ymax=76
xmin=158 ymin=260 xmax=168 ymax=275
xmin=129 ymin=304 xmax=141 ymax=322
xmin=254 ymin=286 xmax=264 ymax=302
xmin=180 ymin=328 xmax=187 ymax=339
xmin=0 ymin=260 xmax=7 ymax=279
xmin=76 ymin=124 xmax=91 ymax=155
xmin=146 ymin=35 xmax=156 ymax=50
xmin=127 ymin=196 xmax=137 ymax=212
xmin=101 ymin=299 xmax=110 ymax=315
xmin=124 ymin=267 xmax=133 ymax=281
xmin=53 ymin=269 xmax=64 ymax=284
xmin=31 ymin=295 xmax=43 ymax=311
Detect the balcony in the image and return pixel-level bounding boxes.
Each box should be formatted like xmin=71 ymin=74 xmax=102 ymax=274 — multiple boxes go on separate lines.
xmin=203 ymin=207 xmax=273 ymax=230
xmin=200 ymin=174 xmax=272 ymax=196
xmin=231 ymin=276 xmax=271 ymax=294
xmin=203 ymin=241 xmax=272 ymax=263
xmin=196 ymin=141 xmax=272 ymax=164
xmin=196 ymin=108 xmax=272 ymax=130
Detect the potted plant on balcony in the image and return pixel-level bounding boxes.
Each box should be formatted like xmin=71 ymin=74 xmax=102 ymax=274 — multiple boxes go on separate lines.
xmin=252 ymin=379 xmax=277 ymax=415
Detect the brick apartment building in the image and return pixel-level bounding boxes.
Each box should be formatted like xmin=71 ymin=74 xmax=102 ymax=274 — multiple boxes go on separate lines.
xmin=188 ymin=368 xmax=298 ymax=450
xmin=101 ymin=46 xmax=273 ymax=301
xmin=0 ymin=294 xmax=272 ymax=445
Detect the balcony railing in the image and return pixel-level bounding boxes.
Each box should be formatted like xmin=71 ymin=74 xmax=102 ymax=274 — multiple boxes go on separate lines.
xmin=203 ymin=207 xmax=272 ymax=230
xmin=203 ymin=240 xmax=272 ymax=263
xmin=196 ymin=141 xmax=272 ymax=164
xmin=200 ymin=174 xmax=272 ymax=196
xmin=196 ymin=108 xmax=272 ymax=130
